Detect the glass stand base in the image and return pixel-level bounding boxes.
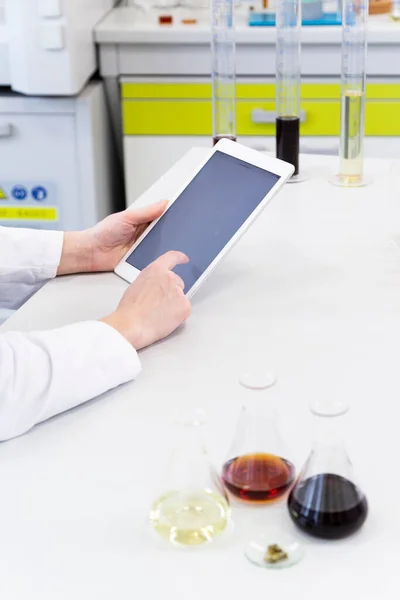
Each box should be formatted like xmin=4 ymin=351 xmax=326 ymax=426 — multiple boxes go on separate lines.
xmin=287 ymin=173 xmax=307 ymax=184
xmin=330 ymin=173 xmax=372 ymax=188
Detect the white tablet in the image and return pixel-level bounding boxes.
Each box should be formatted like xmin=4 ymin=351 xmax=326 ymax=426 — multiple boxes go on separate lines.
xmin=115 ymin=139 xmax=294 ymax=299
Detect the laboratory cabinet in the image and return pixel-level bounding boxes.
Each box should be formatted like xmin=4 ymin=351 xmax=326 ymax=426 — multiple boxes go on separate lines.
xmin=120 ymin=79 xmax=400 ymax=204
xmin=0 ymin=81 xmax=121 ymax=231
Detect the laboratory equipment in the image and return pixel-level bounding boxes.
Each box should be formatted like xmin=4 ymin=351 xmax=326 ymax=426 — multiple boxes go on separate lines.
xmin=158 ymin=14 xmax=174 ymax=24
xmin=331 ymin=0 xmax=370 ymax=187
xmin=0 ymin=82 xmax=121 ymax=231
xmin=0 ymin=0 xmax=122 ymax=231
xmin=275 ymin=0 xmax=302 ymax=179
xmin=392 ymin=0 xmax=400 ymax=19
xmin=249 ymin=0 xmax=327 ymax=25
xmin=221 ymin=372 xmax=296 ymax=504
xmin=369 ymin=0 xmax=391 ymax=12
xmin=211 ymin=0 xmax=236 ymax=145
xmin=2 ymin=0 xmax=117 ymax=96
xmin=288 ymin=401 xmax=368 ymax=540
xmin=244 ymin=530 xmax=305 ymax=569
xmin=149 ymin=409 xmax=231 ymax=546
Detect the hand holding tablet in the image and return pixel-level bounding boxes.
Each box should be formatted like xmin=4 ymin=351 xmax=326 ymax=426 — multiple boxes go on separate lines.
xmin=115 ymin=139 xmax=294 ymax=298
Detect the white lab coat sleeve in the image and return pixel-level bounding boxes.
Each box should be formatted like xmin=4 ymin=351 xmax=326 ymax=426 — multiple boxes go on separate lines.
xmin=0 ymin=321 xmax=141 ymax=441
xmin=0 ymin=226 xmax=64 ymax=314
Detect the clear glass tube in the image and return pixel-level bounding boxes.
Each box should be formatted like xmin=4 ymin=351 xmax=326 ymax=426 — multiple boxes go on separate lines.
xmin=332 ymin=0 xmax=370 ymax=187
xmin=392 ymin=0 xmax=400 ymax=20
xmin=275 ymin=0 xmax=301 ymax=177
xmin=211 ymin=0 xmax=236 ymax=145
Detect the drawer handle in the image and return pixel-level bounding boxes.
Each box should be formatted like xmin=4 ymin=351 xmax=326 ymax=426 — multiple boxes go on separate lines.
xmin=0 ymin=123 xmax=12 ymax=138
xmin=251 ymin=109 xmax=306 ymax=124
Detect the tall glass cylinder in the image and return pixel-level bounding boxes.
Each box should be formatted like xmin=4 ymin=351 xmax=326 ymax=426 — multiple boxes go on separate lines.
xmin=392 ymin=0 xmax=400 ymax=20
xmin=211 ymin=0 xmax=236 ymax=145
xmin=332 ymin=0 xmax=370 ymax=187
xmin=275 ymin=0 xmax=301 ymax=177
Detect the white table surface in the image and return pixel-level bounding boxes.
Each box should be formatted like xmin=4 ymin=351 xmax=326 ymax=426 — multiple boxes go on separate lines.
xmin=2 ymin=150 xmax=400 ymax=599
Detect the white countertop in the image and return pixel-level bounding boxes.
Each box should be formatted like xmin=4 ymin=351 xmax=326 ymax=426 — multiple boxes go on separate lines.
xmin=2 ymin=151 xmax=400 ymax=599
xmin=95 ymin=6 xmax=400 ymax=44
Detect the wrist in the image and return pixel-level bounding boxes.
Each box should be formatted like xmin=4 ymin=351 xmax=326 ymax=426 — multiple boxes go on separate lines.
xmin=57 ymin=231 xmax=93 ymax=276
xmin=100 ymin=312 xmax=143 ymax=350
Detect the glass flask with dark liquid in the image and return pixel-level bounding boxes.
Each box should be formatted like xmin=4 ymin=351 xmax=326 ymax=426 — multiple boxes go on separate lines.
xmin=288 ymin=401 xmax=368 ymax=540
xmin=222 ymin=372 xmax=296 ymax=504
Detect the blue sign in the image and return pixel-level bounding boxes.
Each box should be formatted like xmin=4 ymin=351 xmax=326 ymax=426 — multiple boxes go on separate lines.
xmin=11 ymin=185 xmax=28 ymax=201
xmin=31 ymin=186 xmax=48 ymax=201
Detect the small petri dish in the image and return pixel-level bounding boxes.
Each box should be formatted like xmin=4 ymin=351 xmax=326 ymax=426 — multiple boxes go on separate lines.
xmin=244 ymin=530 xmax=305 ymax=569
xmin=239 ymin=371 xmax=277 ymax=390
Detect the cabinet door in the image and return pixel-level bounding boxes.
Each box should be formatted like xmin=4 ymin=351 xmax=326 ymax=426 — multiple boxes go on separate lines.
xmin=0 ymin=113 xmax=80 ymax=230
xmin=123 ymin=135 xmax=212 ymax=205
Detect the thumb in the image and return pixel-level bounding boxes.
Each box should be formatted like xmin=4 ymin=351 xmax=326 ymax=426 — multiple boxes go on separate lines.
xmin=125 ymin=200 xmax=168 ymax=225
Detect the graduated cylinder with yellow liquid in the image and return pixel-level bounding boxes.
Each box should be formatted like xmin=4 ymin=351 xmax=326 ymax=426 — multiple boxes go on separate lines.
xmin=331 ymin=0 xmax=371 ymax=187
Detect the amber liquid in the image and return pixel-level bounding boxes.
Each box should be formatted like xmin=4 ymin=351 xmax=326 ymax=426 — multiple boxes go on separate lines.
xmin=288 ymin=474 xmax=368 ymax=540
xmin=222 ymin=453 xmax=296 ymax=503
xmin=213 ymin=135 xmax=237 ymax=146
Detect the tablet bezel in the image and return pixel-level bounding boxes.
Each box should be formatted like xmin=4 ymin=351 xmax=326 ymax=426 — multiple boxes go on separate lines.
xmin=114 ymin=139 xmax=294 ymax=298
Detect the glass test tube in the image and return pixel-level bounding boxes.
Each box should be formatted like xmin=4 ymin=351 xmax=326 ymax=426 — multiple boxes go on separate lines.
xmin=211 ymin=0 xmax=236 ymax=145
xmin=392 ymin=0 xmax=400 ymax=20
xmin=275 ymin=0 xmax=301 ymax=177
xmin=333 ymin=0 xmax=370 ymax=187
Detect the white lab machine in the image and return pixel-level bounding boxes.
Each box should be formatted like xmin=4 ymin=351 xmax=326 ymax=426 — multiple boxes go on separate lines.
xmin=0 ymin=0 xmax=122 ymax=231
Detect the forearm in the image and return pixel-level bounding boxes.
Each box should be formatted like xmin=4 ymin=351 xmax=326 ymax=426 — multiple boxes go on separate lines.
xmin=0 ymin=322 xmax=141 ymax=441
xmin=57 ymin=231 xmax=93 ymax=276
xmin=0 ymin=226 xmax=63 ymax=313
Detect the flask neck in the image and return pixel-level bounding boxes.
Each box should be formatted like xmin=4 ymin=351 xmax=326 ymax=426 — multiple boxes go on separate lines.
xmin=173 ymin=422 xmax=205 ymax=455
xmin=242 ymin=389 xmax=276 ymax=417
xmin=312 ymin=414 xmax=346 ymax=451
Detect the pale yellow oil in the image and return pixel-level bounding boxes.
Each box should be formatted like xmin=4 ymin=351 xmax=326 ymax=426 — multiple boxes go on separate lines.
xmin=149 ymin=489 xmax=230 ymax=546
xmin=339 ymin=90 xmax=365 ymax=185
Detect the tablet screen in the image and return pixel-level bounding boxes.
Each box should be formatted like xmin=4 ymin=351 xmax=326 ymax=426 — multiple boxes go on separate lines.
xmin=126 ymin=151 xmax=280 ymax=291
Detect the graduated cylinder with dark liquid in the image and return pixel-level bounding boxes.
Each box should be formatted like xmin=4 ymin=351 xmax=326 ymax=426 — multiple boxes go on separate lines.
xmin=213 ymin=135 xmax=237 ymax=146
xmin=222 ymin=452 xmax=295 ymax=503
xmin=276 ymin=116 xmax=299 ymax=175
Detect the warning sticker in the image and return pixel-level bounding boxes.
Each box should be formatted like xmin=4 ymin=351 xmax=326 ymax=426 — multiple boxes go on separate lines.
xmin=0 ymin=207 xmax=58 ymax=221
xmin=0 ymin=188 xmax=7 ymax=200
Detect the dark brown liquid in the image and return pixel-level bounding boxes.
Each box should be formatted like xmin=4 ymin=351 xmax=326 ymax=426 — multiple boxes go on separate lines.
xmin=222 ymin=453 xmax=296 ymax=503
xmin=158 ymin=14 xmax=173 ymax=25
xmin=288 ymin=473 xmax=368 ymax=540
xmin=276 ymin=116 xmax=299 ymax=175
xmin=213 ymin=135 xmax=237 ymax=146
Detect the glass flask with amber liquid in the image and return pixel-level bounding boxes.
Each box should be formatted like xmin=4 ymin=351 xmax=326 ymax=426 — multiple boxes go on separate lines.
xmin=288 ymin=401 xmax=368 ymax=540
xmin=222 ymin=373 xmax=296 ymax=504
xmin=149 ymin=409 xmax=231 ymax=547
